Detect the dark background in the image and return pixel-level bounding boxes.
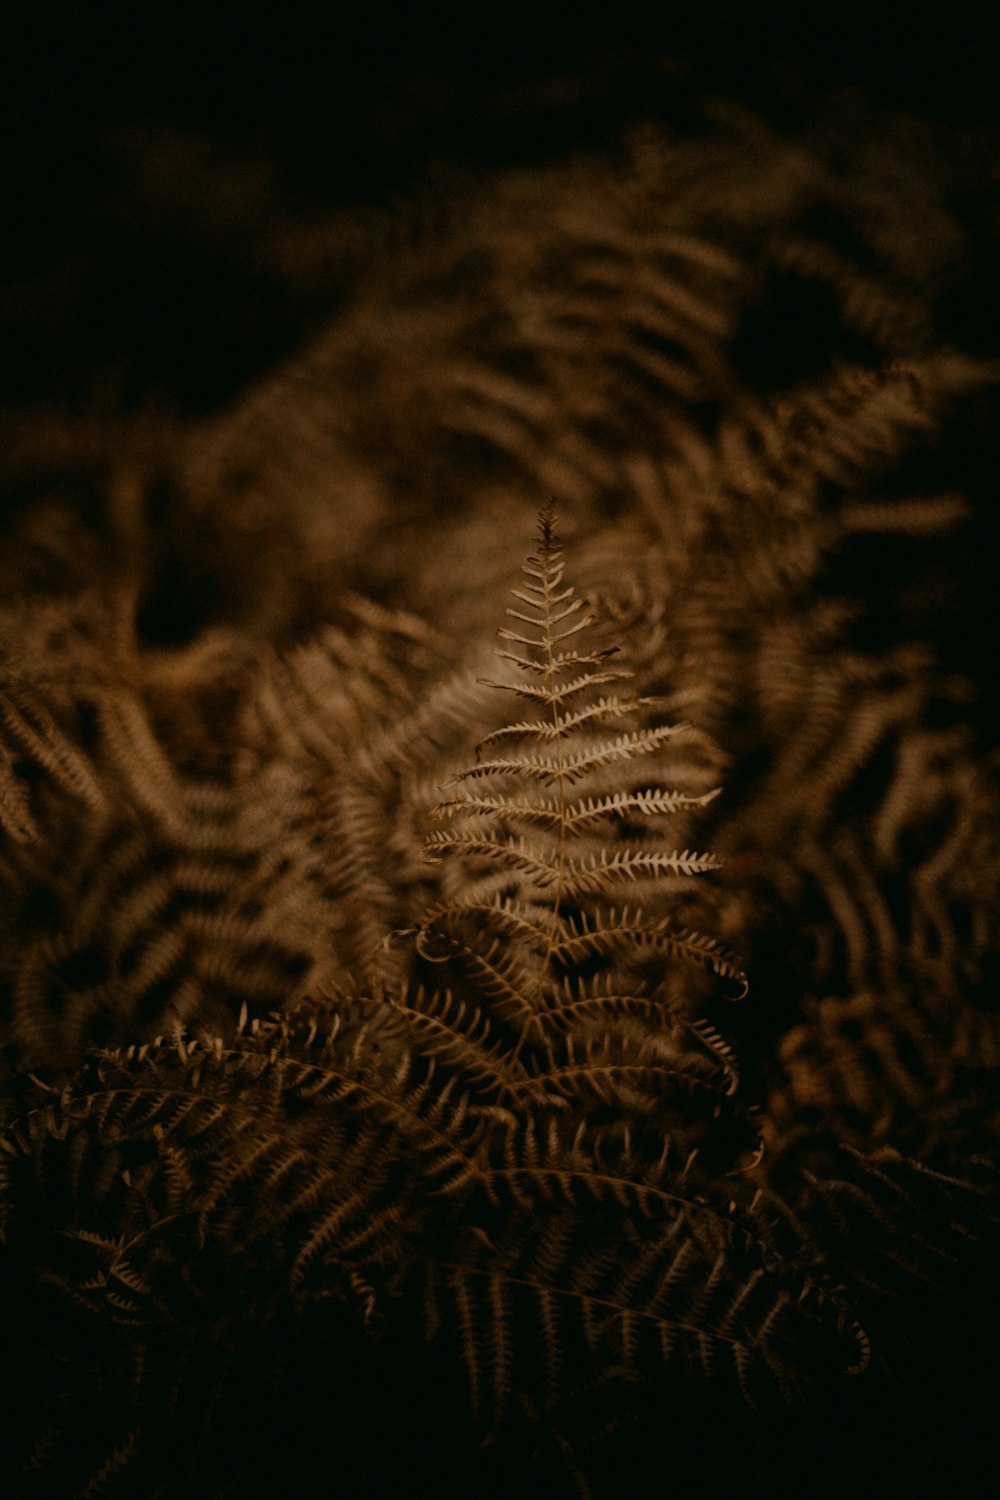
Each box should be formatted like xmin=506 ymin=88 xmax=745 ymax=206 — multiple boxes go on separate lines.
xmin=8 ymin=4 xmax=1000 ymax=144
xmin=4 ymin=4 xmax=999 ymax=412
xmin=4 ymin=3 xmax=997 ymax=724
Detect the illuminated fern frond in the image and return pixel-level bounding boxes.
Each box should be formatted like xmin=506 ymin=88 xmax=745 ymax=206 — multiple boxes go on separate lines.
xmin=419 ymin=504 xmax=741 ymax=1066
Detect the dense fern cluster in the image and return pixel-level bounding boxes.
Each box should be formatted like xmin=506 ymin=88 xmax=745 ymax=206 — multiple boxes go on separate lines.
xmin=1 ymin=80 xmax=998 ymax=1497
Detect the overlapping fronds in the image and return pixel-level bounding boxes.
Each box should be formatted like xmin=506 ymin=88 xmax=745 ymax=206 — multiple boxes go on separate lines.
xmin=0 ymin=79 xmax=998 ymax=1500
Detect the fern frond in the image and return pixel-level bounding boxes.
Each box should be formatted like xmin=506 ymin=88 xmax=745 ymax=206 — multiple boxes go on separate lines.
xmin=454 ymin=725 xmax=695 ymax=788
xmin=475 ymin=692 xmax=670 ymax=747
xmin=0 ymin=679 xmax=107 ymax=843
xmin=413 ymin=897 xmax=559 ymax=953
xmin=424 ymin=830 xmax=564 ymax=882
xmin=549 ymin=910 xmax=748 ymax=995
xmin=559 ymin=847 xmax=725 ymax=894
xmin=423 ymin=1124 xmax=861 ymax=1425
xmin=477 ymin=669 xmax=633 ymax=706
xmin=431 ymin=786 xmax=719 ymax=829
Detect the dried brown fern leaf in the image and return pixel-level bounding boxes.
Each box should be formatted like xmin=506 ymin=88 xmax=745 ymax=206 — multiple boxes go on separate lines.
xmin=420 ymin=502 xmax=745 ymax=1069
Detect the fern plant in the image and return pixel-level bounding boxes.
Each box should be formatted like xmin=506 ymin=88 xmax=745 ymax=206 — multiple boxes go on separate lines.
xmin=2 ymin=81 xmax=998 ymax=1498
xmin=366 ymin=506 xmax=866 ymax=1437
xmin=0 ymin=503 xmax=870 ymax=1500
